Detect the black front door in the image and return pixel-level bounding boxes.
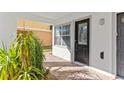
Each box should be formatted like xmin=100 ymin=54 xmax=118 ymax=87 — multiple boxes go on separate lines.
xmin=75 ymin=19 xmax=90 ymax=65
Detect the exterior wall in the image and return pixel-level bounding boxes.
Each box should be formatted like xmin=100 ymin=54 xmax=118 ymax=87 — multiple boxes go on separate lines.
xmin=52 ymin=46 xmax=71 ymax=61
xmin=52 ymin=12 xmax=115 ymax=74
xmin=0 ymin=13 xmax=17 ymax=48
xmin=17 ymin=30 xmax=52 ymax=47
xmin=0 ymin=12 xmax=53 ymax=49
xmin=17 ymin=19 xmax=50 ymax=30
xmin=33 ymin=31 xmax=52 ymax=47
xmin=17 ymin=19 xmax=52 ymax=47
xmin=90 ymin=13 xmax=113 ymax=73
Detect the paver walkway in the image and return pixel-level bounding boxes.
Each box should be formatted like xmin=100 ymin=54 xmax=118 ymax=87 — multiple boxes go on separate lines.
xmin=44 ymin=52 xmax=115 ymax=80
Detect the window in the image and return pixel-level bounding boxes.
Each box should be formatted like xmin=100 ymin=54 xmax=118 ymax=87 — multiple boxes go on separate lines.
xmin=78 ymin=22 xmax=88 ymax=45
xmin=54 ymin=26 xmax=61 ymax=45
xmin=54 ymin=24 xmax=70 ymax=48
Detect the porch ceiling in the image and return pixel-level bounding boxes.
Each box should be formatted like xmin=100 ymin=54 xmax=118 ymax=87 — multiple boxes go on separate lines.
xmin=31 ymin=12 xmax=72 ymax=20
xmin=32 ymin=12 xmax=71 ymax=21
xmin=15 ymin=12 xmax=72 ymax=28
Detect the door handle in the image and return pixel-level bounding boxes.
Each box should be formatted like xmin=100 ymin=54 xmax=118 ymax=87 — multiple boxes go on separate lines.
xmin=75 ymin=41 xmax=78 ymax=51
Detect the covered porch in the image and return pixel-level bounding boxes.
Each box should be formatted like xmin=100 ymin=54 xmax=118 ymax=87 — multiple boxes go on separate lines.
xmin=44 ymin=52 xmax=115 ymax=80
xmin=0 ymin=12 xmax=117 ymax=80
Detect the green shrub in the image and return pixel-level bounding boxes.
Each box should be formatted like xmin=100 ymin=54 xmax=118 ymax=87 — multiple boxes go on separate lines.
xmin=0 ymin=31 xmax=46 ymax=80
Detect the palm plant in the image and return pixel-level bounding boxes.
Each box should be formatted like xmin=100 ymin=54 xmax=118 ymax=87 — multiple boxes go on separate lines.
xmin=15 ymin=66 xmax=45 ymax=80
xmin=0 ymin=31 xmax=46 ymax=80
xmin=0 ymin=43 xmax=19 ymax=80
xmin=15 ymin=31 xmax=44 ymax=69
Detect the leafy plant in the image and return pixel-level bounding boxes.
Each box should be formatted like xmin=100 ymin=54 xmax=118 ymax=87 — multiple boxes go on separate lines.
xmin=0 ymin=43 xmax=19 ymax=80
xmin=0 ymin=31 xmax=46 ymax=80
xmin=15 ymin=31 xmax=44 ymax=69
xmin=15 ymin=66 xmax=44 ymax=80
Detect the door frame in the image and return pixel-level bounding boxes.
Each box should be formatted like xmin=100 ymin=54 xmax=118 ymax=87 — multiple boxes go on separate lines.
xmin=117 ymin=13 xmax=120 ymax=76
xmin=74 ymin=18 xmax=90 ymax=65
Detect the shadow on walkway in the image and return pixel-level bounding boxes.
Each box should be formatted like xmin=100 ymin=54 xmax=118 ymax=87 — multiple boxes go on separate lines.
xmin=43 ymin=52 xmax=115 ymax=80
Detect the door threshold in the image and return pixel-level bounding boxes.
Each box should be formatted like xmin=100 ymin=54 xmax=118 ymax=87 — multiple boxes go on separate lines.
xmin=116 ymin=76 xmax=124 ymax=80
xmin=74 ymin=61 xmax=88 ymax=66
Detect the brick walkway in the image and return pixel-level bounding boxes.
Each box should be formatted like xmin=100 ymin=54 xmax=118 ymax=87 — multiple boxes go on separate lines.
xmin=44 ymin=52 xmax=115 ymax=80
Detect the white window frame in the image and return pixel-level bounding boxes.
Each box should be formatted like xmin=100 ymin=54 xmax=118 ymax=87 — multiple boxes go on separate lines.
xmin=54 ymin=23 xmax=71 ymax=48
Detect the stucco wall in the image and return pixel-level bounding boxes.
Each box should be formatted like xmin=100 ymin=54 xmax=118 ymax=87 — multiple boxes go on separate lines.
xmin=17 ymin=30 xmax=52 ymax=47
xmin=52 ymin=12 xmax=114 ymax=74
xmin=0 ymin=13 xmax=17 ymax=48
xmin=17 ymin=19 xmax=51 ymax=30
xmin=0 ymin=12 xmax=53 ymax=49
xmin=33 ymin=31 xmax=52 ymax=46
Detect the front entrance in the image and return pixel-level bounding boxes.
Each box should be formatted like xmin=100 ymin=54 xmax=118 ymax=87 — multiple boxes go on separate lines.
xmin=117 ymin=13 xmax=124 ymax=77
xmin=75 ymin=19 xmax=89 ymax=65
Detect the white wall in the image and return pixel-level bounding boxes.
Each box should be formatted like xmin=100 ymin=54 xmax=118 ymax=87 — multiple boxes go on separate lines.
xmin=0 ymin=13 xmax=17 ymax=48
xmin=90 ymin=13 xmax=113 ymax=73
xmin=52 ymin=46 xmax=71 ymax=61
xmin=0 ymin=12 xmax=53 ymax=49
xmin=52 ymin=12 xmax=115 ymax=74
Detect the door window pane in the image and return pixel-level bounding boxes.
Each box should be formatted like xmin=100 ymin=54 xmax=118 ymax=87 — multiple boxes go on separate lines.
xmin=78 ymin=22 xmax=87 ymax=45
